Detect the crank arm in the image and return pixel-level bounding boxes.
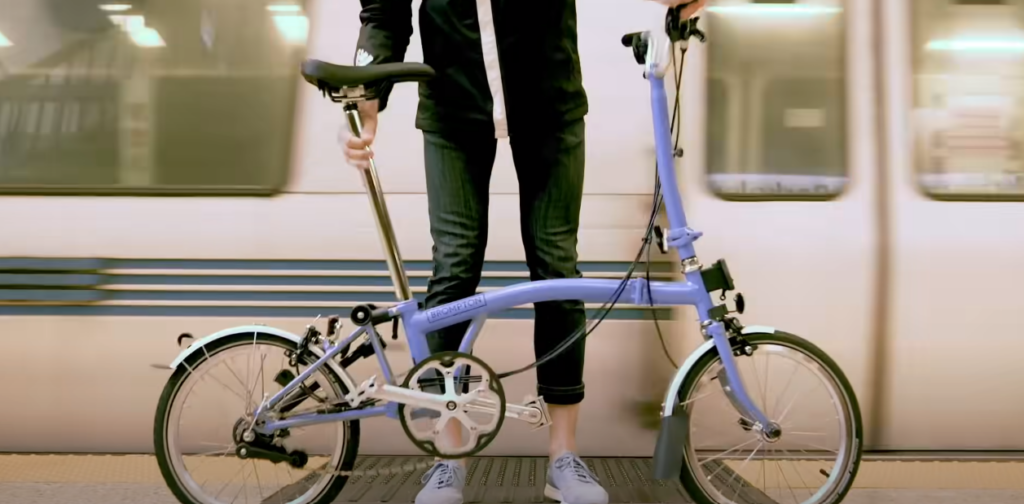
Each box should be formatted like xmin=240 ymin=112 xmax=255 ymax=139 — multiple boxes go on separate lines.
xmin=464 ymin=399 xmax=544 ymax=425
xmin=466 ymin=395 xmax=550 ymax=430
xmin=369 ymin=383 xmax=460 ymax=411
xmin=408 ymin=399 xmax=539 ymax=424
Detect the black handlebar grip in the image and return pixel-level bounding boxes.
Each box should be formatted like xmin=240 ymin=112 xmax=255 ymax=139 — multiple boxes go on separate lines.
xmin=622 ymin=32 xmax=642 ymax=48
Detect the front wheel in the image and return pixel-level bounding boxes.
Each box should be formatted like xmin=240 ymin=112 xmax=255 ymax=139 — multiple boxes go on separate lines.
xmin=153 ymin=332 xmax=360 ymax=504
xmin=677 ymin=330 xmax=862 ymax=504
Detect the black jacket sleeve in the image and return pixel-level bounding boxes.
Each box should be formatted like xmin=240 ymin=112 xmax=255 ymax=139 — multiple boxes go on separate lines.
xmin=355 ymin=0 xmax=414 ymax=112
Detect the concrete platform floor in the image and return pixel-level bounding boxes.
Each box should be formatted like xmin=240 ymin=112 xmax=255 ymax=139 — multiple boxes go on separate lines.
xmin=1 ymin=454 xmax=1022 ymax=504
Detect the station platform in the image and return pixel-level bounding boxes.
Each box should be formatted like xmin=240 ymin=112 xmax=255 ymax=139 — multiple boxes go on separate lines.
xmin=1 ymin=454 xmax=1023 ymax=504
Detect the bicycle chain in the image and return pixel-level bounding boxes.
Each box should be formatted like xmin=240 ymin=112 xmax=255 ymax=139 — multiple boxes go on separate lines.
xmin=251 ymin=353 xmax=497 ymax=479
xmin=259 ymin=406 xmax=442 ymax=479
xmin=266 ymin=367 xmax=467 ymax=479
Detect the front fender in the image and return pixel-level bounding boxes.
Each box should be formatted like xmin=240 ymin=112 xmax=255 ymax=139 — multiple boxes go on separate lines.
xmin=167 ymin=324 xmax=358 ymax=395
xmin=651 ymin=324 xmax=775 ymax=480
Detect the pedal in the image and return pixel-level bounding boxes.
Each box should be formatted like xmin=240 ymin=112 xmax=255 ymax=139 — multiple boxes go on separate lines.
xmin=360 ymin=375 xmax=378 ymax=393
xmin=523 ymin=395 xmax=552 ymax=431
xmin=346 ymin=374 xmax=378 ymax=407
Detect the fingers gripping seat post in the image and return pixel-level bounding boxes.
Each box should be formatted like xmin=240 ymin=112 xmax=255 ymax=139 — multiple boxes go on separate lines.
xmin=300 ymin=59 xmax=435 ymax=302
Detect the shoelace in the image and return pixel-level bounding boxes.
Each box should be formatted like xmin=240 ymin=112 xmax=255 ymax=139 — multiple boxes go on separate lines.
xmin=554 ymin=454 xmax=600 ymax=483
xmin=421 ymin=462 xmax=457 ymax=488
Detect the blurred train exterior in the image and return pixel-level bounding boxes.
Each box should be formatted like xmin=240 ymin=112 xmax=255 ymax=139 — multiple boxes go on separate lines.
xmin=1 ymin=0 xmax=1023 ymax=455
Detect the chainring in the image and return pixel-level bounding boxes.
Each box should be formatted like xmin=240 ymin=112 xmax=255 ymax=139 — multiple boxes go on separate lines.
xmin=397 ymin=351 xmax=506 ymax=460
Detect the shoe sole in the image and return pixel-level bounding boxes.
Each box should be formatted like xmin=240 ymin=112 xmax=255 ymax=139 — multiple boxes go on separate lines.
xmin=543 ymin=484 xmax=565 ymax=503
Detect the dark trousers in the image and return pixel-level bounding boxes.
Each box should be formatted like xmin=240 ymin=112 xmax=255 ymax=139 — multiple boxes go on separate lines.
xmin=421 ymin=119 xmax=588 ymax=406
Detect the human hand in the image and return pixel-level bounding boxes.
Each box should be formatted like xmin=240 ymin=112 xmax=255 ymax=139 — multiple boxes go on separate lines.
xmin=649 ymin=0 xmax=706 ymax=19
xmin=338 ymin=99 xmax=379 ymax=170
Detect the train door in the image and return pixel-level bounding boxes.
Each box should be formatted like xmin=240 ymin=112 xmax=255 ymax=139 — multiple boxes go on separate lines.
xmin=676 ymin=0 xmax=881 ymax=435
xmin=879 ymin=0 xmax=1024 ymax=450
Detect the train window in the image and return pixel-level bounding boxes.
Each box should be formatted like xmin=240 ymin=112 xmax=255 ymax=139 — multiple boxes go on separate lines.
xmin=0 ymin=0 xmax=306 ymax=195
xmin=704 ymin=1 xmax=848 ymax=200
xmin=912 ymin=0 xmax=1024 ymax=199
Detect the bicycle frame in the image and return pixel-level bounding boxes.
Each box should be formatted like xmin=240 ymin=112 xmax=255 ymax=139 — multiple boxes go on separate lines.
xmin=253 ymin=29 xmax=772 ymax=437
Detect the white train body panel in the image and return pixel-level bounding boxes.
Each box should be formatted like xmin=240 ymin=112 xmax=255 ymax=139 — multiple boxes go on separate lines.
xmin=880 ymin=0 xmax=1024 ymax=450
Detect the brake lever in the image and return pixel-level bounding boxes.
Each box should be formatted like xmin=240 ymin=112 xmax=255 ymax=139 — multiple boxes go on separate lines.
xmin=666 ymin=4 xmax=707 ymax=44
xmin=689 ymin=20 xmax=706 ymax=43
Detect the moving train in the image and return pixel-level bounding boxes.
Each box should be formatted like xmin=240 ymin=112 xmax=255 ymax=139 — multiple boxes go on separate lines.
xmin=1 ymin=0 xmax=1023 ymax=456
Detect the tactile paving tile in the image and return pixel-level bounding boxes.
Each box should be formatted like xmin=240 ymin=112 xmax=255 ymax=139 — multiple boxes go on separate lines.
xmin=333 ymin=456 xmax=700 ymax=503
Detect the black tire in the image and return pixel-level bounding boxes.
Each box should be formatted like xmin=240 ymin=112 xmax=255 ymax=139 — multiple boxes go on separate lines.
xmin=677 ymin=330 xmax=863 ymax=504
xmin=153 ymin=332 xmax=360 ymax=504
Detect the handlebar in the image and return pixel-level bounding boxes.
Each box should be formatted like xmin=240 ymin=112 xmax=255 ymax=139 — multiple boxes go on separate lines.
xmin=621 ymin=4 xmax=706 ymax=68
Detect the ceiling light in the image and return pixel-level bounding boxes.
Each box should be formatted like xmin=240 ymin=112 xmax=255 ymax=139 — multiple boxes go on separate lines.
xmin=926 ymin=38 xmax=1024 ymax=52
xmin=130 ymin=26 xmax=166 ymax=47
xmin=0 ymin=31 xmax=11 ymax=47
xmin=109 ymin=15 xmax=166 ymax=47
xmin=706 ymin=4 xmax=842 ymax=15
xmin=109 ymin=14 xmax=141 ymax=31
xmin=99 ymin=3 xmax=133 ymax=11
xmin=267 ymin=4 xmax=302 ymax=12
xmin=273 ymin=14 xmax=309 ymax=45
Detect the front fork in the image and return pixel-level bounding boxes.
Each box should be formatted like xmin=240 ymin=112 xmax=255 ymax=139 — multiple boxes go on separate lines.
xmin=706 ymin=319 xmax=773 ymax=431
xmin=651 ymin=316 xmax=775 ymax=481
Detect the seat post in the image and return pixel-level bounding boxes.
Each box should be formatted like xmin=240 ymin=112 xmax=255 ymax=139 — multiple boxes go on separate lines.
xmin=343 ymin=101 xmax=413 ymax=302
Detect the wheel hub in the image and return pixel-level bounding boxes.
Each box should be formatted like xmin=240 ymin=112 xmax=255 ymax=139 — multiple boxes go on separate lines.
xmin=230 ymin=417 xmax=308 ymax=468
xmin=760 ymin=421 xmax=783 ymax=443
xmin=232 ymin=417 xmax=251 ymax=445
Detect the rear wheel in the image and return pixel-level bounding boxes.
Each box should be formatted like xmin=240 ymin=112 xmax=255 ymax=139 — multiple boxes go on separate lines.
xmin=154 ymin=332 xmax=360 ymax=504
xmin=677 ymin=330 xmax=862 ymax=504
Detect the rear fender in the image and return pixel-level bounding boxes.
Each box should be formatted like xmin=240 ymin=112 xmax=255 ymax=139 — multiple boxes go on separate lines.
xmin=167 ymin=324 xmax=359 ymax=395
xmin=651 ymin=325 xmax=776 ymax=480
